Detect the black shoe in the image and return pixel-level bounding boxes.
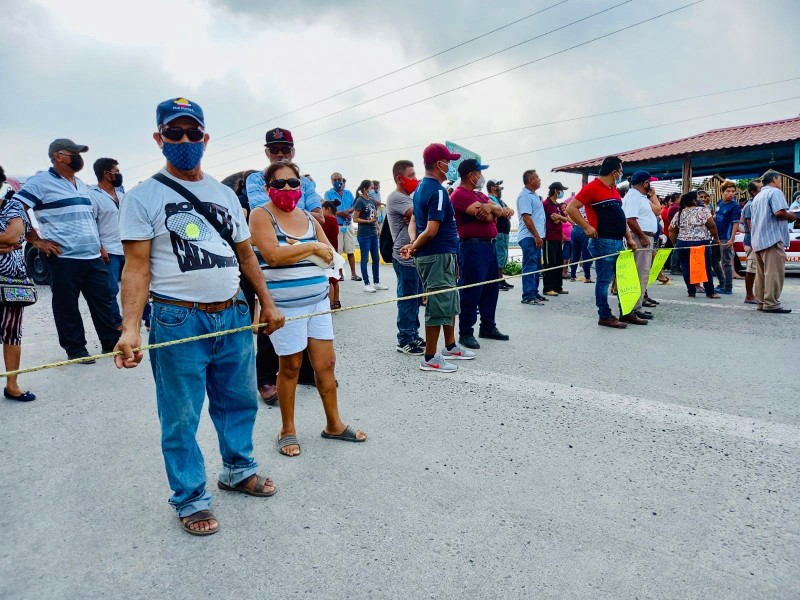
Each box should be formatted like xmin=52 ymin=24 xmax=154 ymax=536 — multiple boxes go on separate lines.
xmin=4 ymin=388 xmax=35 ymax=402
xmin=762 ymin=307 xmax=792 ymax=314
xmin=479 ymin=327 xmax=510 ymax=341
xmin=535 ymin=294 xmax=549 ymax=302
xmin=634 ymin=310 xmax=653 ymax=320
xmin=68 ymin=352 xmax=96 ymax=364
xmin=499 ymin=280 xmax=514 ymax=290
xmin=458 ymin=335 xmax=480 ymax=349
xmin=396 ymin=342 xmax=424 ymax=355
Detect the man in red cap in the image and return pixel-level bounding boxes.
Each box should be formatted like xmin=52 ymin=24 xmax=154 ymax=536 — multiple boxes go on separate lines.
xmin=401 ymin=144 xmax=476 ymax=372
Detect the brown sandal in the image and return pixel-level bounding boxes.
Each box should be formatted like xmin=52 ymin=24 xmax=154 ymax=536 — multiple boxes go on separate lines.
xmin=217 ymin=474 xmax=277 ymax=497
xmin=181 ymin=510 xmax=219 ymax=536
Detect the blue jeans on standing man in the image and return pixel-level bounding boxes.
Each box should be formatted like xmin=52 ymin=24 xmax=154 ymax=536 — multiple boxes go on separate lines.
xmin=570 ymin=226 xmax=593 ymax=279
xmin=392 ymin=259 xmax=423 ymax=346
xmin=149 ymin=291 xmax=259 ymax=517
xmin=358 ymin=233 xmax=380 ymax=285
xmin=105 ymin=253 xmax=125 ymax=328
xmin=588 ymin=238 xmax=623 ymax=319
xmin=519 ymin=237 xmax=542 ymax=302
xmin=457 ymin=239 xmax=500 ymax=336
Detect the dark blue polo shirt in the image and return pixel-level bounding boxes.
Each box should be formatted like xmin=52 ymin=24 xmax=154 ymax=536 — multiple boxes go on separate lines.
xmin=413 ymin=176 xmax=459 ymax=257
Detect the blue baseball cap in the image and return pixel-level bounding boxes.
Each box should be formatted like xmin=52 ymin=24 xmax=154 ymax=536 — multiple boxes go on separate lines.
xmin=156 ymin=97 xmax=205 ymax=128
xmin=630 ymin=170 xmax=657 ymax=185
xmin=457 ymin=158 xmax=489 ymax=177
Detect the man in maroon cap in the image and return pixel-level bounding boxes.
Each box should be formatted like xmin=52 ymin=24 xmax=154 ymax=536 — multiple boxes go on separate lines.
xmin=401 ymin=144 xmax=476 ymax=372
xmin=246 ymin=127 xmax=323 ymax=223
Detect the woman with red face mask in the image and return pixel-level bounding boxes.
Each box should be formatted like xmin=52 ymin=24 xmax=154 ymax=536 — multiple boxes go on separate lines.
xmin=250 ymin=162 xmax=367 ymax=458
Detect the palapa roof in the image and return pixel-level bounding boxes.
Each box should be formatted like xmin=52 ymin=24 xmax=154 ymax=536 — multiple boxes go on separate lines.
xmin=554 ymin=116 xmax=800 ymax=174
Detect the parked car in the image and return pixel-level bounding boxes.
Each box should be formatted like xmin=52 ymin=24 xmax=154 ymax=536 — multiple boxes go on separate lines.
xmin=733 ymin=224 xmax=800 ymax=273
xmin=22 ymin=210 xmax=50 ymax=285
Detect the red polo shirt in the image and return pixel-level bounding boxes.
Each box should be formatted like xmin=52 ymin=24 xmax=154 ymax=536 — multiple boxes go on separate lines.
xmin=450 ymin=187 xmax=498 ymax=239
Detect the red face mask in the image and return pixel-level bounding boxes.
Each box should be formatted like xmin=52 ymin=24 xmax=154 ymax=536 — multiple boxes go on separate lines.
xmin=398 ymin=176 xmax=419 ymax=195
xmin=268 ymin=188 xmax=302 ymax=212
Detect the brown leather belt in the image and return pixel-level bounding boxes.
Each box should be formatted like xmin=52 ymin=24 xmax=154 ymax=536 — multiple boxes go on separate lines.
xmin=151 ymin=290 xmax=241 ymax=313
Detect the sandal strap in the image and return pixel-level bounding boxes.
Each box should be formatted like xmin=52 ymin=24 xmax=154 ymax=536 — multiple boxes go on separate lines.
xmin=183 ymin=510 xmax=216 ymax=526
xmin=278 ymin=435 xmax=299 ymax=448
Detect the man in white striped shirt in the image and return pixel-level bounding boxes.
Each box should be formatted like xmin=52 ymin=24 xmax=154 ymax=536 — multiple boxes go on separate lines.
xmin=750 ymin=170 xmax=796 ymax=313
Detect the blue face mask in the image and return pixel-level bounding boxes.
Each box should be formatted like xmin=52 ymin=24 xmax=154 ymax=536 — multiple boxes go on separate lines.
xmin=557 ymin=191 xmax=564 ymax=199
xmin=615 ymin=170 xmax=624 ymax=184
xmin=369 ymin=189 xmax=378 ymax=199
xmin=162 ymin=141 xmax=204 ymax=171
xmin=333 ymin=180 xmax=343 ymax=190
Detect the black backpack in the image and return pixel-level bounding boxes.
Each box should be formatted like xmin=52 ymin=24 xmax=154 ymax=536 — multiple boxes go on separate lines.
xmin=379 ymin=222 xmax=394 ymax=263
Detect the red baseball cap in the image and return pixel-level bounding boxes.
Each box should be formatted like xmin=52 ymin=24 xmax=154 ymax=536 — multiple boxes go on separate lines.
xmin=423 ymin=143 xmax=461 ymax=165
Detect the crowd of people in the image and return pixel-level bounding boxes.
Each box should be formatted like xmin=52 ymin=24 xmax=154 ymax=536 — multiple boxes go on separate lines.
xmin=1 ymin=96 xmax=796 ymax=536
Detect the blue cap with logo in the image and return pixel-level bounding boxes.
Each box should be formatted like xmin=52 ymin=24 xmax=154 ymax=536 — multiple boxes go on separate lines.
xmin=156 ymin=97 xmax=205 ymax=128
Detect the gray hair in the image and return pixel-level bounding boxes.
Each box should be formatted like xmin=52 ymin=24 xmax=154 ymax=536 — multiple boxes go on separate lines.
xmin=522 ymin=169 xmax=538 ymax=185
xmin=762 ymin=170 xmax=781 ymax=185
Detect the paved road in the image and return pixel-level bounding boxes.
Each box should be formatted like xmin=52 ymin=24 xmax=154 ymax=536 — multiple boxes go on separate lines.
xmin=2 ymin=268 xmax=799 ymax=599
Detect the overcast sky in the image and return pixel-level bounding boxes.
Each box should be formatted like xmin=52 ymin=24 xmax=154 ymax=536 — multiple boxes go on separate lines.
xmin=3 ymin=0 xmax=799 ymax=194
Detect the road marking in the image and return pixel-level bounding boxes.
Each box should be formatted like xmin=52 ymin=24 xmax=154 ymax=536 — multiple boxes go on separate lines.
xmin=459 ymin=368 xmax=800 ymax=449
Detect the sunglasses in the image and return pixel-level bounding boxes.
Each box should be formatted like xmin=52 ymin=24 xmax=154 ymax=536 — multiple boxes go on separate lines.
xmin=268 ymin=178 xmax=302 ymax=189
xmin=267 ymin=145 xmax=293 ymax=155
xmin=160 ymin=127 xmax=205 ymax=142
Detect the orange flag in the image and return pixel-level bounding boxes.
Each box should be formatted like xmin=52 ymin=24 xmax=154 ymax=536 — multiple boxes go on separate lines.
xmin=689 ymin=246 xmax=707 ymax=284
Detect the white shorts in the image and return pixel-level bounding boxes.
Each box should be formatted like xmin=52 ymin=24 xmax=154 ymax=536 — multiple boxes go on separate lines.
xmin=269 ymin=298 xmax=334 ymax=356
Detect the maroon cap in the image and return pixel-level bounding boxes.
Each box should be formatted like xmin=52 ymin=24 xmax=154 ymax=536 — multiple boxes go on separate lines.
xmin=265 ymin=127 xmax=294 ymax=146
xmin=423 ymin=143 xmax=461 ymax=165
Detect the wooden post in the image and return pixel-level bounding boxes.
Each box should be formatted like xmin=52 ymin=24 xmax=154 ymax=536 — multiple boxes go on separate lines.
xmin=682 ymin=156 xmax=692 ymax=193
xmin=582 ymin=172 xmax=589 ymax=186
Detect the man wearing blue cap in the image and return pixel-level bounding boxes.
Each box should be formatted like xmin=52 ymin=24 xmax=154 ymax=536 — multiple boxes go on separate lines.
xmin=450 ymin=158 xmax=510 ymax=349
xmin=114 ymin=97 xmax=286 ymax=536
xmin=622 ymin=170 xmax=660 ymax=321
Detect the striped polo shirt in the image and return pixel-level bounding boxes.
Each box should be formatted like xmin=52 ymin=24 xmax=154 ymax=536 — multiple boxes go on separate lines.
xmin=14 ymin=168 xmax=101 ymax=259
xmin=750 ymin=186 xmax=790 ymax=252
xmin=257 ymin=206 xmax=329 ymax=308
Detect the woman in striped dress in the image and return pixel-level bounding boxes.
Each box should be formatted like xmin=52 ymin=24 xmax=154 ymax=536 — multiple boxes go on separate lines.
xmin=250 ymin=162 xmax=367 ymax=457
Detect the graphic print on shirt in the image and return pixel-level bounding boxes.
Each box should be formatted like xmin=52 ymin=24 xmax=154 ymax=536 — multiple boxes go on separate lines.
xmin=164 ymin=201 xmax=238 ymax=272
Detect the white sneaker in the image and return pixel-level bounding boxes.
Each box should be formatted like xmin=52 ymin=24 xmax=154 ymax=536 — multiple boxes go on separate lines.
xmin=364 ymin=284 xmax=376 ymax=293
xmin=441 ymin=343 xmax=476 ymax=360
xmin=419 ymin=353 xmax=457 ymax=372
xmin=373 ymin=282 xmax=389 ymax=290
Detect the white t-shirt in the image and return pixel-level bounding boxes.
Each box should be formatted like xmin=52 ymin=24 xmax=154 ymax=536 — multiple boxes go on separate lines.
xmin=622 ymin=187 xmax=658 ymax=234
xmin=119 ymin=169 xmax=250 ymax=302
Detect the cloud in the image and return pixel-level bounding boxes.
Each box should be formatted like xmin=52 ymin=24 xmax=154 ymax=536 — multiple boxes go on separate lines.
xmin=3 ymin=0 xmax=800 ymax=196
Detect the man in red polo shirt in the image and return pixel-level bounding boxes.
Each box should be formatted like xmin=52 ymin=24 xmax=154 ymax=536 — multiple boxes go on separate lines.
xmin=450 ymin=159 xmax=511 ymax=349
xmin=566 ymin=155 xmax=641 ymax=328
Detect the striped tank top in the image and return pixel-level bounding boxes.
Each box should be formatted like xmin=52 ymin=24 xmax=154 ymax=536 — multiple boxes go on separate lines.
xmin=258 ymin=207 xmax=329 ymax=308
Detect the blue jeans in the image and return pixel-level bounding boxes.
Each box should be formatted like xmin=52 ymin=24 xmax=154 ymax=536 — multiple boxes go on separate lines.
xmin=588 ymin=238 xmax=623 ymax=319
xmin=675 ymin=240 xmax=716 ymax=296
xmin=105 ymin=253 xmax=125 ymax=327
xmin=519 ymin=237 xmax=541 ymax=301
xmin=149 ymin=291 xmax=258 ymax=517
xmin=392 ymin=259 xmax=423 ymax=345
xmin=570 ymin=226 xmax=592 ymax=279
xmin=358 ymin=234 xmax=380 ymax=285
xmin=457 ymin=240 xmax=500 ymax=336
